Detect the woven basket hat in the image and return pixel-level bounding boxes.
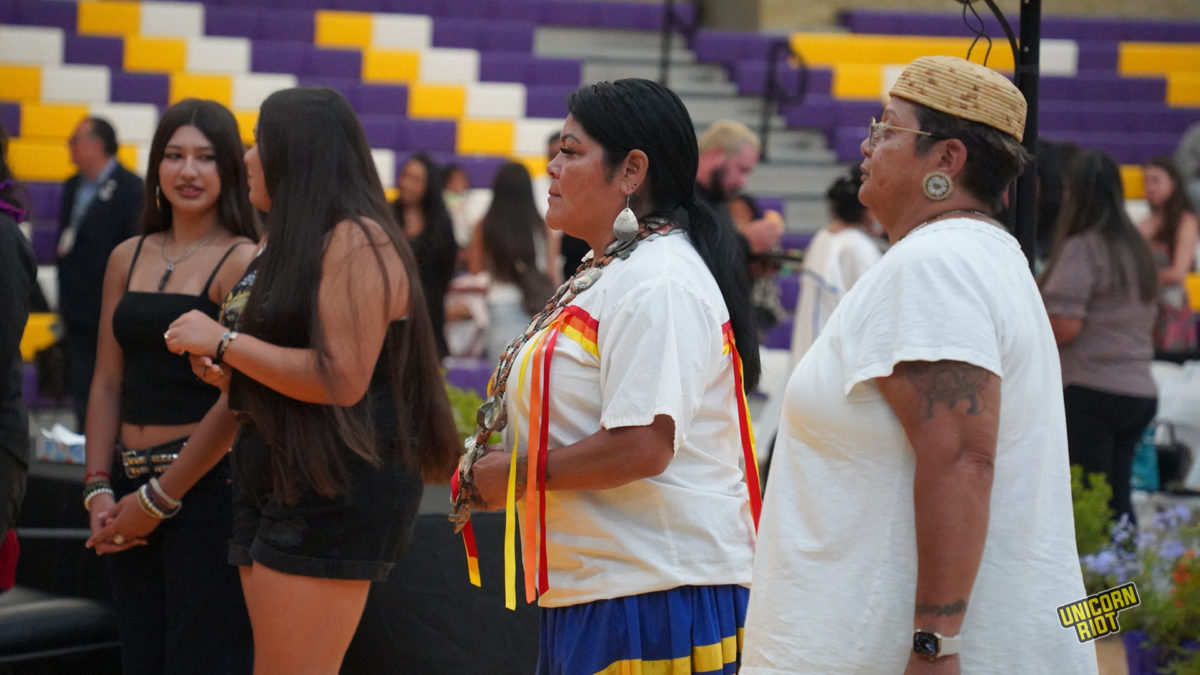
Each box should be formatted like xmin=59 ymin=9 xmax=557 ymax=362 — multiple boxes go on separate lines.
xmin=889 ymin=56 xmax=1027 ymax=142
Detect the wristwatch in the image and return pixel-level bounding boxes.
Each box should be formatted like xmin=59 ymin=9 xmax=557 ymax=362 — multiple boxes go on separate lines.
xmin=913 ymin=630 xmax=961 ymax=660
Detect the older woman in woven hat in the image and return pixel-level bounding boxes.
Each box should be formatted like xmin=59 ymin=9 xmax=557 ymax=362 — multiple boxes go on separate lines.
xmin=740 ymin=56 xmax=1097 ymax=674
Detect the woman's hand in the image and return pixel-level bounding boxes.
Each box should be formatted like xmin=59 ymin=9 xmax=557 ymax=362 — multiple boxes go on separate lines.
xmin=165 ymin=310 xmax=225 ymax=358
xmin=85 ymin=492 xmax=148 ymax=555
xmin=468 ymin=449 xmax=522 ymax=511
xmin=189 ymin=354 xmax=231 ymax=391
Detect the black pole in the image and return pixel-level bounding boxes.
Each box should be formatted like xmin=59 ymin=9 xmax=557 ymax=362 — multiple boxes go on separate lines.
xmin=659 ymin=0 xmax=674 ymax=87
xmin=759 ymin=41 xmax=783 ymax=163
xmin=1014 ymin=0 xmax=1041 ymax=270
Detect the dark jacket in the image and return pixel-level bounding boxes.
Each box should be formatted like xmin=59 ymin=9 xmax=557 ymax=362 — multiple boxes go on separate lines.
xmin=56 ymin=162 xmax=143 ymax=330
xmin=1 ymin=215 xmax=36 ymax=466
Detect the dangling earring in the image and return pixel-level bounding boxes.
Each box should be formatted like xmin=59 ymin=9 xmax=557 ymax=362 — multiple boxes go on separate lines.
xmin=612 ymin=192 xmax=639 ymax=241
xmin=922 ymin=171 xmax=953 ymax=201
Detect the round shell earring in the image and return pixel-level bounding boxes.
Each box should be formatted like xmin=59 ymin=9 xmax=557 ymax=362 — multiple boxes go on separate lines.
xmin=923 ymin=171 xmax=953 ymax=201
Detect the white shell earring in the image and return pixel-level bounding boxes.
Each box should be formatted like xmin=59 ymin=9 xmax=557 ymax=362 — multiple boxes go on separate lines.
xmin=612 ymin=192 xmax=639 ymax=241
xmin=922 ymin=171 xmax=953 ymax=201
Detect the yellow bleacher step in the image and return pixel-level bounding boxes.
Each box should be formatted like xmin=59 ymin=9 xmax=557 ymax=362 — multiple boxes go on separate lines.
xmin=8 ymin=138 xmax=73 ymax=181
xmin=363 ymin=49 xmax=420 ymax=84
xmin=790 ymin=33 xmax=1016 ymax=70
xmin=170 ymin=73 xmax=233 ymax=106
xmin=315 ymin=10 xmax=374 ymax=50
xmin=1120 ymin=165 xmax=1145 ymax=200
xmin=77 ymin=0 xmax=141 ymax=37
xmin=20 ymin=313 xmax=58 ymax=362
xmin=17 ymin=103 xmax=90 ymax=141
xmin=124 ymin=36 xmax=187 ymax=73
xmin=0 ymin=64 xmax=42 ymax=103
xmin=409 ymin=83 xmax=465 ymax=119
xmin=457 ymin=119 xmax=515 ymax=156
xmin=1187 ymin=274 xmax=1200 ymax=313
xmin=1119 ymin=42 xmax=1200 ymax=77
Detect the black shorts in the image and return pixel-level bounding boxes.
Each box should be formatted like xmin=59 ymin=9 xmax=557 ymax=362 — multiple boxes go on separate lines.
xmin=228 ymin=426 xmax=423 ymax=582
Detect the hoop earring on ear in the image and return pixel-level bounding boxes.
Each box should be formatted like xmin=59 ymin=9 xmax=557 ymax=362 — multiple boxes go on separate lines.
xmin=612 ymin=192 xmax=639 ymax=241
xmin=922 ymin=171 xmax=953 ymax=201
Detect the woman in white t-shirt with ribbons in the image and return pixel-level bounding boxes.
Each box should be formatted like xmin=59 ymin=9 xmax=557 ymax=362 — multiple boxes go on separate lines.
xmin=452 ymin=78 xmax=762 ymax=675
xmin=742 ymin=56 xmax=1097 ymax=675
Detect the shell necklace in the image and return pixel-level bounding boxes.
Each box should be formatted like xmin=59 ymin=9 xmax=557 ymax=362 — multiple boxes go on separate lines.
xmin=451 ymin=216 xmax=671 ymax=527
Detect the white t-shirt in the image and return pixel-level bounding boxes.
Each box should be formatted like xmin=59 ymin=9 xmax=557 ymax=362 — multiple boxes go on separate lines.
xmin=789 ymin=225 xmax=882 ymax=368
xmin=504 ymin=230 xmax=756 ymax=608
xmin=742 ymin=219 xmax=1096 ymax=674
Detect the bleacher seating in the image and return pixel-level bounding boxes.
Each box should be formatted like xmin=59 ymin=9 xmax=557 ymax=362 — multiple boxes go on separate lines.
xmin=688 ymin=10 xmax=1200 ymax=203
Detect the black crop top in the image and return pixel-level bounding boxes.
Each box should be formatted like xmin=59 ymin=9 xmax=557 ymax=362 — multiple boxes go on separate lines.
xmin=112 ymin=237 xmax=246 ymax=426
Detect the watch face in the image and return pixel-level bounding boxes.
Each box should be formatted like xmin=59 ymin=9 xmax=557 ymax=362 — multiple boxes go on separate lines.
xmin=913 ymin=632 xmax=939 ymax=656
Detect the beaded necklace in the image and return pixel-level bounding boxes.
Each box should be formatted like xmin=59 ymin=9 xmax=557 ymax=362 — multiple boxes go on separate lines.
xmin=450 ymin=216 xmax=670 ymax=529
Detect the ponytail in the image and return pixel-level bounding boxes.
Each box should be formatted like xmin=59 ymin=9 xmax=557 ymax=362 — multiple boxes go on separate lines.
xmin=679 ymin=196 xmax=761 ymax=392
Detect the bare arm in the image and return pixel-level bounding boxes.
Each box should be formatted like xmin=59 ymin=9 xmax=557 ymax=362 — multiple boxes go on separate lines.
xmin=1162 ymin=213 xmax=1199 ymax=285
xmin=1047 ymin=316 xmax=1083 ymax=345
xmin=168 ymin=220 xmax=409 ymax=406
xmin=876 ymin=360 xmax=1000 ymax=642
xmin=469 ymin=414 xmax=675 ymax=508
xmin=82 ymin=241 xmax=138 ymax=552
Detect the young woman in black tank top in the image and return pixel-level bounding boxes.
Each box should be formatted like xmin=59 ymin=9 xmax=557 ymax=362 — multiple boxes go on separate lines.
xmin=82 ymin=99 xmax=258 ymax=675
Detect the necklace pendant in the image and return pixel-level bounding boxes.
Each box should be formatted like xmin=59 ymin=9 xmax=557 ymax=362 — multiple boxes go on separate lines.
xmin=572 ymin=267 xmax=602 ymax=292
xmin=158 ymin=263 xmax=174 ymax=291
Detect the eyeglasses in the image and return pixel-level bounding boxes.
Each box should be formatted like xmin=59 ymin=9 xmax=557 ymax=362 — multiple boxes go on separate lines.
xmin=867 ymin=117 xmax=943 ymax=150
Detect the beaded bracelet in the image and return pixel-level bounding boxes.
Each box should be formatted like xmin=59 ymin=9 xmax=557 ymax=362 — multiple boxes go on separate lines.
xmin=136 ymin=484 xmax=166 ymax=519
xmin=83 ymin=469 xmax=112 ymax=484
xmin=148 ymin=477 xmax=181 ymax=510
xmin=138 ymin=482 xmax=180 ymax=519
xmin=83 ymin=483 xmax=114 ymax=511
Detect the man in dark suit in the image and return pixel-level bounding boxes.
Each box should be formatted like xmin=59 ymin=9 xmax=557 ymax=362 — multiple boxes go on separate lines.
xmin=56 ymin=117 xmax=143 ymax=430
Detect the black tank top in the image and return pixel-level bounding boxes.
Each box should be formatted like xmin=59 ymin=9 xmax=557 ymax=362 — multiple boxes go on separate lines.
xmin=112 ymin=236 xmax=247 ymax=425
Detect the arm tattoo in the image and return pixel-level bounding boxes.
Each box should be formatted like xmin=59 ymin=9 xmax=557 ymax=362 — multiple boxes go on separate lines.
xmin=904 ymin=361 xmax=989 ymax=419
xmin=914 ymin=599 xmax=968 ymax=618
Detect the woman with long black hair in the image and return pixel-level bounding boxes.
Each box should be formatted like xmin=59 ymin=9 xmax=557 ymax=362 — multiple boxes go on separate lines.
xmin=1137 ymin=156 xmax=1199 ymax=357
xmin=467 ymin=161 xmax=557 ymax=358
xmin=461 ymin=79 xmax=761 ymax=674
xmin=160 ymin=87 xmax=460 ymax=673
xmin=393 ymin=152 xmax=458 ymax=359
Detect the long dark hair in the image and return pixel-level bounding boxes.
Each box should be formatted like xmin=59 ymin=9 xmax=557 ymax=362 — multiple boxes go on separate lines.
xmin=1042 ymin=150 xmax=1158 ymax=303
xmin=1145 ymin=156 xmax=1195 ymax=259
xmin=142 ymin=99 xmax=257 ymax=239
xmin=827 ymin=166 xmax=866 ymax=224
xmin=237 ymin=87 xmax=458 ymax=502
xmin=567 ymin=79 xmax=761 ymax=391
xmin=480 ymin=162 xmax=546 ymax=285
xmin=0 ymin=123 xmax=29 ymax=221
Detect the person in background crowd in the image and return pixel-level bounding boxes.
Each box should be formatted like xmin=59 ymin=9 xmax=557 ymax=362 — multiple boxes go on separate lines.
xmin=463 ymin=79 xmax=761 ymax=674
xmin=1136 ymin=156 xmax=1199 ymax=359
xmin=82 ymin=99 xmax=256 ymax=674
xmin=393 ymin=153 xmax=458 ymax=359
xmin=0 ymin=123 xmax=37 ymax=591
xmin=158 ymin=87 xmax=460 ymax=673
xmin=742 ymin=56 xmax=1096 ymax=674
xmin=57 ymin=117 xmax=144 ymax=430
xmin=467 ymin=162 xmax=557 ymax=359
xmin=728 ymin=193 xmax=787 ymax=338
xmin=442 ymin=163 xmax=474 ymax=250
xmin=1040 ymin=150 xmax=1158 ymax=525
xmin=695 ymin=120 xmax=761 ymax=230
xmin=1175 ymin=120 xmax=1200 ymax=212
xmin=788 ymin=167 xmax=882 ymax=366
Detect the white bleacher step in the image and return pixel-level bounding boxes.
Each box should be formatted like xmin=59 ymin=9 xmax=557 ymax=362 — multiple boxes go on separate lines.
xmin=581 ymin=61 xmax=735 ymax=95
xmin=745 ymin=162 xmax=847 ymax=200
xmin=783 ymin=197 xmax=834 ymax=233
xmin=535 ymin=27 xmax=696 ymax=64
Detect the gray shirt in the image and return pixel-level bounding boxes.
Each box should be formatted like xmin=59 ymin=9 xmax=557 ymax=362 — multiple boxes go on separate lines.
xmin=1040 ymin=230 xmax=1157 ymax=398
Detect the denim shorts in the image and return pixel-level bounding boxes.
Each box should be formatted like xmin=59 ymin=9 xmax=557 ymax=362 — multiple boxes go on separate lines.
xmin=228 ymin=425 xmax=423 ymax=582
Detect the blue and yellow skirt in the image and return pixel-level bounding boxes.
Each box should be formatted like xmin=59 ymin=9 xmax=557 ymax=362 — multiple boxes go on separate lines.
xmin=537 ymin=584 xmax=748 ymax=675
